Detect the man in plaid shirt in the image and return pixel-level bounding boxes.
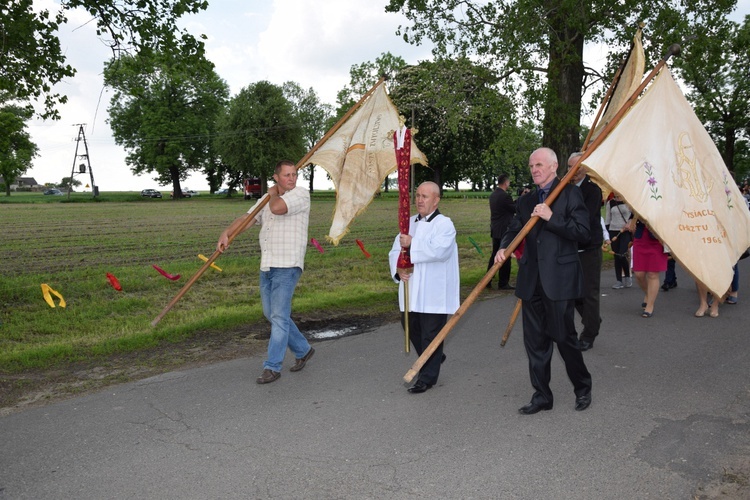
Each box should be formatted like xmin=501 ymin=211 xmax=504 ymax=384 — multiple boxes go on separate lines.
xmin=217 ymin=160 xmax=314 ymax=384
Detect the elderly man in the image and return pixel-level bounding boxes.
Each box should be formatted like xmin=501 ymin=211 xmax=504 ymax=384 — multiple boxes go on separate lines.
xmin=495 ymin=147 xmax=592 ymax=414
xmin=389 ymin=181 xmax=460 ymax=394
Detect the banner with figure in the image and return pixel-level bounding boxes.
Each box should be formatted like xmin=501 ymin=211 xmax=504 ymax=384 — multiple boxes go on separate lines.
xmin=583 ymin=67 xmax=750 ymax=297
xmin=306 ymin=82 xmax=428 ymax=245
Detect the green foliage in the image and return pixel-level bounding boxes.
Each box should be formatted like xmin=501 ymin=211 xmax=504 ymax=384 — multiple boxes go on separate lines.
xmin=335 ymin=52 xmax=409 ymax=111
xmin=0 ymin=0 xmax=74 ymax=120
xmin=386 ymin=0 xmax=738 ymax=161
xmin=215 ymin=81 xmax=305 ymax=185
xmin=675 ymin=14 xmax=750 ymax=180
xmin=0 ymin=104 xmax=38 ymax=196
xmin=390 ymin=57 xmax=515 ymax=190
xmin=0 ymin=0 xmax=208 ymax=120
xmin=282 ymin=82 xmax=334 ymax=191
xmin=103 ymin=50 xmax=229 ymax=197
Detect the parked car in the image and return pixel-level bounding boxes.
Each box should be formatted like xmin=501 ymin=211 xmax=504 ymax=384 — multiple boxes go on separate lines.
xmin=140 ymin=189 xmax=162 ymax=198
xmin=185 ymin=189 xmax=200 ymax=196
xmin=215 ymin=188 xmax=230 ymax=195
xmin=43 ymin=188 xmax=64 ymax=196
xmin=244 ymin=177 xmax=262 ymax=199
xmin=170 ymin=190 xmax=192 ymax=198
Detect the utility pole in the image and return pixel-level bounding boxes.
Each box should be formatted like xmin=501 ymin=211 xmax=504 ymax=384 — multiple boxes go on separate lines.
xmin=69 ymin=124 xmax=98 ymax=199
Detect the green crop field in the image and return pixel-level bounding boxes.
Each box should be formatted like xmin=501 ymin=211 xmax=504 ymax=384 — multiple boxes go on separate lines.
xmin=1 ymin=191 xmax=504 ymax=376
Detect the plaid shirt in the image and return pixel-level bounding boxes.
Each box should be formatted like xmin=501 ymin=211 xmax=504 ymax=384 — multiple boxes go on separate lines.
xmin=249 ymin=186 xmax=310 ymax=271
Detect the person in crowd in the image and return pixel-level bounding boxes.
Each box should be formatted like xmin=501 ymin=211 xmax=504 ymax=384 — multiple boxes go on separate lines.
xmin=389 ymin=181 xmax=460 ymax=394
xmin=495 ymin=147 xmax=592 ymax=414
xmin=217 ymin=160 xmax=314 ymax=385
xmin=487 ymin=173 xmax=516 ymax=290
xmin=662 ymin=255 xmax=678 ymax=291
xmin=727 ymin=264 xmax=739 ymax=304
xmin=624 ymin=217 xmax=668 ymax=318
xmin=604 ymin=193 xmax=633 ymax=289
xmin=567 ymin=153 xmax=603 ymax=351
xmin=694 ymin=280 xmax=720 ymax=318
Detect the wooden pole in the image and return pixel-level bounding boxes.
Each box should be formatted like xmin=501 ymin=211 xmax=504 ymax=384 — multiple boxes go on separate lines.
xmin=403 ymin=45 xmax=681 ymax=382
xmin=500 ymin=298 xmax=522 ymax=347
xmin=151 ymin=77 xmax=387 ymax=327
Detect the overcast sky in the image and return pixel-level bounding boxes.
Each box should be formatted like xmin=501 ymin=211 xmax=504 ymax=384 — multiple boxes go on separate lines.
xmin=25 ymin=0 xmax=749 ymax=192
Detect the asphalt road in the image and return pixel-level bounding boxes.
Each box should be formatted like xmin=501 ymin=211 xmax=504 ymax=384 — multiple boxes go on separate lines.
xmin=2 ymin=260 xmax=749 ymax=499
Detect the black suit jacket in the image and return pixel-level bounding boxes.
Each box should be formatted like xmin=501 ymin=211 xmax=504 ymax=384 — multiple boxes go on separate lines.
xmin=576 ymin=175 xmax=603 ymax=249
xmin=500 ymin=178 xmax=590 ymax=302
xmin=489 ymin=187 xmax=515 ymax=239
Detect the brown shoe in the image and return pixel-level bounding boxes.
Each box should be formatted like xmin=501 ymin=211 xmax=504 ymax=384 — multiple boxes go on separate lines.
xmin=256 ymin=369 xmax=280 ymax=384
xmin=289 ymin=347 xmax=315 ymax=372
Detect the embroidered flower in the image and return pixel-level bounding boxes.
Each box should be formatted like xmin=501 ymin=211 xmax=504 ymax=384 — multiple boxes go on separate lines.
xmin=723 ymin=172 xmax=734 ymax=209
xmin=643 ymin=162 xmax=662 ymax=200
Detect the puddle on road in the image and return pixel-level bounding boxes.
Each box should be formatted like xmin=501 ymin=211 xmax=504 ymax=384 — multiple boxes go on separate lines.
xmin=307 ymin=326 xmax=361 ymax=340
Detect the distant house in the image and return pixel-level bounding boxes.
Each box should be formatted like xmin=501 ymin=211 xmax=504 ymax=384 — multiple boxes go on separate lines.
xmin=0 ymin=176 xmax=43 ymax=191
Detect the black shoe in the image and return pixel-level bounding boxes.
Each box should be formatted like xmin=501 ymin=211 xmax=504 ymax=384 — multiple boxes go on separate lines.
xmin=579 ymin=339 xmax=594 ymax=351
xmin=661 ymin=282 xmax=670 ymax=291
xmin=575 ymin=394 xmax=592 ymax=411
xmin=485 ymin=282 xmax=493 ymax=290
xmin=441 ymin=353 xmax=446 ymax=364
xmin=669 ymin=281 xmax=677 ymax=289
xmin=518 ymin=402 xmax=552 ymax=415
xmin=407 ymin=380 xmax=433 ymax=394
xmin=498 ymin=284 xmax=515 ymax=290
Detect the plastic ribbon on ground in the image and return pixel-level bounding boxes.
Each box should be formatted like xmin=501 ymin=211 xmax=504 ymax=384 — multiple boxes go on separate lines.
xmin=152 ymin=264 xmax=181 ymax=280
xmin=468 ymin=237 xmax=483 ymax=255
xmin=106 ymin=272 xmax=123 ymax=291
xmin=198 ymin=254 xmax=222 ymax=272
xmin=41 ymin=283 xmax=66 ymax=308
xmin=356 ymin=239 xmax=371 ymax=258
xmin=310 ymin=238 xmax=325 ymax=254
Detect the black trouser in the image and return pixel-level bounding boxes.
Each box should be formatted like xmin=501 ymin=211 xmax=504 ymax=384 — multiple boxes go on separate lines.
xmin=401 ymin=311 xmax=447 ymax=385
xmin=488 ymin=237 xmax=512 ymax=286
xmin=574 ymin=248 xmax=602 ymax=341
xmin=522 ymin=280 xmax=592 ymax=407
xmin=610 ymin=230 xmax=631 ymax=281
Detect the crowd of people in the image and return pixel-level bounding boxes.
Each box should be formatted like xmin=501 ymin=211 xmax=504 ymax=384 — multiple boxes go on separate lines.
xmin=214 ymin=149 xmax=745 ymax=416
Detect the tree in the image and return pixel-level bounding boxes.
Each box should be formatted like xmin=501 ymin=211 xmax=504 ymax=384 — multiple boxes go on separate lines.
xmin=335 ymin=52 xmax=409 ymax=111
xmin=390 ymin=58 xmax=514 ymax=191
xmin=214 ymin=81 xmax=304 ymax=192
xmin=283 ymin=82 xmax=334 ymax=192
xmin=1 ymin=0 xmax=208 ymax=120
xmin=103 ymin=50 xmax=229 ymax=198
xmin=386 ymin=0 xmax=737 ymax=171
xmin=59 ymin=177 xmax=82 ymax=190
xmin=0 ymin=105 xmax=38 ymax=196
xmin=676 ymin=15 xmax=750 ymax=180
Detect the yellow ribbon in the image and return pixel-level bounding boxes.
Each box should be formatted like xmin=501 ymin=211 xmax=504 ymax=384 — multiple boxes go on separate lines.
xmin=41 ymin=283 xmax=66 ymax=308
xmin=197 ymin=254 xmax=222 ymax=272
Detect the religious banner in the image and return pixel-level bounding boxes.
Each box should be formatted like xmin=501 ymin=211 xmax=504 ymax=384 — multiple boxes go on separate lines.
xmin=582 ymin=67 xmax=750 ymax=297
xmin=306 ymin=82 xmax=428 ymax=245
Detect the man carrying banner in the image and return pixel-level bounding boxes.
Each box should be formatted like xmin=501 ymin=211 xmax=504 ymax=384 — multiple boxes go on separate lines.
xmin=389 ymin=182 xmax=459 ymax=394
xmin=495 ymin=147 xmax=593 ymax=414
xmin=217 ymin=160 xmax=314 ymax=385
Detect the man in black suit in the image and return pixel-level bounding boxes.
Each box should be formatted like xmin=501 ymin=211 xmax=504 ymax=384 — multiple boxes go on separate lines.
xmin=567 ymin=152 xmax=604 ymax=351
xmin=487 ymin=173 xmax=516 ymax=289
xmin=495 ymin=147 xmax=593 ymax=414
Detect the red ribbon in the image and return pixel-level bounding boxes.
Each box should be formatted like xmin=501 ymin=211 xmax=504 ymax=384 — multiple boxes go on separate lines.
xmin=310 ymin=237 xmax=325 ymax=253
xmin=356 ymin=239 xmax=371 ymax=258
xmin=106 ymin=272 xmax=123 ymax=291
xmin=152 ymin=264 xmax=181 ymax=281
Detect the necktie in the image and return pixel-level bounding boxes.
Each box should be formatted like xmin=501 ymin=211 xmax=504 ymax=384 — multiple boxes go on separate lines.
xmin=538 ymin=189 xmax=547 ymax=204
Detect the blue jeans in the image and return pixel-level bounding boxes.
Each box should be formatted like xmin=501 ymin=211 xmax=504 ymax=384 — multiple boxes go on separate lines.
xmin=259 ymin=267 xmax=310 ymax=372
